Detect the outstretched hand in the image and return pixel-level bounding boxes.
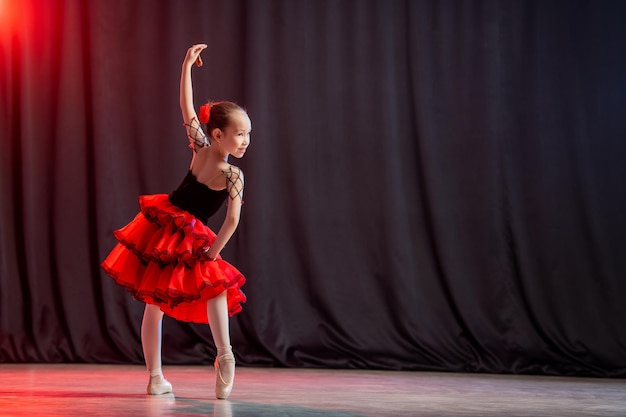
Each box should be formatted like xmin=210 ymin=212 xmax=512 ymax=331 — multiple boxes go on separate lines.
xmin=184 ymin=44 xmax=207 ymax=68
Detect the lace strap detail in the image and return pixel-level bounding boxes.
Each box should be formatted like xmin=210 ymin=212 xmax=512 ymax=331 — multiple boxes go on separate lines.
xmin=183 ymin=117 xmax=209 ymax=151
xmin=222 ymin=166 xmax=244 ymax=202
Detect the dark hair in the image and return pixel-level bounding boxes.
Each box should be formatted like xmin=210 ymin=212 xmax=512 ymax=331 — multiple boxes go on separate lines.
xmin=205 ymin=101 xmax=247 ymax=141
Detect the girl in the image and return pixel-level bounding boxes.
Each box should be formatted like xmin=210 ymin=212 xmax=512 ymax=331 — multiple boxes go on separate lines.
xmin=101 ymin=44 xmax=251 ymax=400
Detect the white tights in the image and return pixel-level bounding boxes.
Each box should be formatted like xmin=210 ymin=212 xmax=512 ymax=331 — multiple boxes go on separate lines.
xmin=141 ymin=291 xmax=233 ymax=382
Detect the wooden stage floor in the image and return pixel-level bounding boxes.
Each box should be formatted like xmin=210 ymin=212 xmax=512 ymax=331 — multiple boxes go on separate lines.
xmin=0 ymin=364 xmax=624 ymax=416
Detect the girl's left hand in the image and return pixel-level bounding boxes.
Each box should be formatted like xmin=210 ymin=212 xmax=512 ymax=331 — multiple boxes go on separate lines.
xmin=184 ymin=44 xmax=207 ymax=67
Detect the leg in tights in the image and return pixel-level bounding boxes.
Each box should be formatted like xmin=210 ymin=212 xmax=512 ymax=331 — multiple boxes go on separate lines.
xmin=142 ymin=304 xmax=166 ymax=383
xmin=207 ymin=291 xmax=234 ymax=382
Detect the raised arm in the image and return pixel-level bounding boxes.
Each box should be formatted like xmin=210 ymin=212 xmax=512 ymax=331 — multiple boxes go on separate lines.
xmin=180 ymin=44 xmax=209 ymax=149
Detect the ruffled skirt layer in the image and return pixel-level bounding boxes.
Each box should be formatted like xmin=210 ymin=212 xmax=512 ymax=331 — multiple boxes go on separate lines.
xmin=101 ymin=194 xmax=246 ymax=324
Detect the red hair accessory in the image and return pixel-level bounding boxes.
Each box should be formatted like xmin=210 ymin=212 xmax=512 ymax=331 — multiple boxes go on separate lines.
xmin=199 ymin=103 xmax=211 ymax=124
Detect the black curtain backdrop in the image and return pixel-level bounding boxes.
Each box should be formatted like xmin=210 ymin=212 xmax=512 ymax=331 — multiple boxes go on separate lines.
xmin=1 ymin=0 xmax=625 ymax=377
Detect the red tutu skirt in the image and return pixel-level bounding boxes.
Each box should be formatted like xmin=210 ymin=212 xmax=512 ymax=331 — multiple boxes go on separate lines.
xmin=101 ymin=194 xmax=246 ymax=324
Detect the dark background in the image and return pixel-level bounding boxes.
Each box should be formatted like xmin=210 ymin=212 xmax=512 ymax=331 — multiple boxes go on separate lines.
xmin=1 ymin=0 xmax=625 ymax=377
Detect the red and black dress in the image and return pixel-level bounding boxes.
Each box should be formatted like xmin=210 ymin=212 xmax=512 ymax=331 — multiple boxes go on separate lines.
xmin=101 ymin=170 xmax=246 ymax=324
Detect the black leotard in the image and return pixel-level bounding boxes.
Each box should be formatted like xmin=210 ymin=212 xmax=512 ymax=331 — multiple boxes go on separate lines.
xmin=169 ymin=171 xmax=228 ymax=224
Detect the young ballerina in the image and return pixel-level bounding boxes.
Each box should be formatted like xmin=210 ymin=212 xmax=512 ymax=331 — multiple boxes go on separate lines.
xmin=101 ymin=43 xmax=251 ymax=400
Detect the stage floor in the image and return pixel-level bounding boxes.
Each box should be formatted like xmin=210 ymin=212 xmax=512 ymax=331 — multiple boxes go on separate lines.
xmin=0 ymin=364 xmax=624 ymax=416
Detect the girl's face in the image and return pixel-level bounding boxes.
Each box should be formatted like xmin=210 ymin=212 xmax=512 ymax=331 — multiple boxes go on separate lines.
xmin=219 ymin=111 xmax=251 ymax=159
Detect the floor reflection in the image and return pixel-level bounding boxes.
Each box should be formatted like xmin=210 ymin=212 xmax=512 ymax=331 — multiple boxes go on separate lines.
xmin=169 ymin=397 xmax=366 ymax=417
xmin=3 ymin=364 xmax=626 ymax=417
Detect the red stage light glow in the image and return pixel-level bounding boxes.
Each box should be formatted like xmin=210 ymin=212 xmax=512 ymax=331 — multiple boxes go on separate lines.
xmin=0 ymin=0 xmax=10 ymax=20
xmin=0 ymin=0 xmax=12 ymax=32
xmin=0 ymin=0 xmax=23 ymax=36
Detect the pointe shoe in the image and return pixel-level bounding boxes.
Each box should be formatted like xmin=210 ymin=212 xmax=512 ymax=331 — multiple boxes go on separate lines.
xmin=215 ymin=351 xmax=235 ymax=400
xmin=147 ymin=377 xmax=173 ymax=395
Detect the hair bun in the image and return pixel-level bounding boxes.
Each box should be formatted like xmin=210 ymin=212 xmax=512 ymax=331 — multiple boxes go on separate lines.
xmin=199 ymin=103 xmax=211 ymax=124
